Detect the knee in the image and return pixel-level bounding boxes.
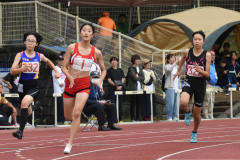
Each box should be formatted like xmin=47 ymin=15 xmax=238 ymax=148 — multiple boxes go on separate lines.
xmin=21 ymin=99 xmax=29 ymax=108
xmin=193 ymin=109 xmax=201 ymax=117
xmin=180 ymin=99 xmax=188 ymax=108
xmin=97 ymin=103 xmax=105 ymax=110
xmin=73 ymin=109 xmax=82 ymax=119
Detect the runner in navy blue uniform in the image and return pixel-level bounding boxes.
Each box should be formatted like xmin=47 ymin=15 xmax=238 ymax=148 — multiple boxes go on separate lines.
xmin=173 ymin=31 xmax=211 ymax=143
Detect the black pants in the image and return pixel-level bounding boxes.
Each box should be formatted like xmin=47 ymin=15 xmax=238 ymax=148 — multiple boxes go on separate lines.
xmin=216 ymin=75 xmax=229 ymax=87
xmin=130 ymin=94 xmax=142 ymax=120
xmin=57 ymin=96 xmax=65 ymax=123
xmin=83 ymin=103 xmax=118 ymax=126
xmin=109 ymin=89 xmax=123 ymax=121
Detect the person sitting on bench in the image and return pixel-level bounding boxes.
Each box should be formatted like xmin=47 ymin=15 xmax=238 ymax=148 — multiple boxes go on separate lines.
xmin=83 ymin=71 xmax=122 ymax=131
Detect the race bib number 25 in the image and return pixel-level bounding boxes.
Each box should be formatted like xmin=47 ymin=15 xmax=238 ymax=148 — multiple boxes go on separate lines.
xmin=187 ymin=65 xmax=204 ymax=77
xmin=22 ymin=62 xmax=39 ymax=73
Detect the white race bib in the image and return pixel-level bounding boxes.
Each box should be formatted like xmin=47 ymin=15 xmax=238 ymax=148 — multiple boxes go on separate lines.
xmin=22 ymin=62 xmax=39 ymax=73
xmin=187 ymin=65 xmax=204 ymax=77
xmin=72 ymin=58 xmax=93 ymax=71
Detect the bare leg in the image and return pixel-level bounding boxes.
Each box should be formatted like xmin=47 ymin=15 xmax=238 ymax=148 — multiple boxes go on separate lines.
xmin=180 ymin=92 xmax=190 ymax=112
xmin=67 ymin=92 xmax=89 ymax=145
xmin=12 ymin=108 xmax=17 ymax=124
xmin=193 ymin=106 xmax=202 ymax=132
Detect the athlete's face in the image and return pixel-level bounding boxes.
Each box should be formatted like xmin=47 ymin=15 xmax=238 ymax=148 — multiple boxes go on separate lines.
xmin=134 ymin=59 xmax=141 ymax=66
xmin=193 ymin=34 xmax=205 ymax=49
xmin=80 ymin=25 xmax=94 ymax=42
xmin=24 ymin=35 xmax=38 ymax=50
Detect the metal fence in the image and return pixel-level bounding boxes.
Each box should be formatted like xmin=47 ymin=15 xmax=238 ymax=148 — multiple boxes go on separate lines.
xmin=0 ymin=1 xmax=185 ymax=98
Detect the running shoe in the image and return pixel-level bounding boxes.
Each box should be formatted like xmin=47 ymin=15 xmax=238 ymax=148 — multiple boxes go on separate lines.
xmin=13 ymin=130 xmax=23 ymax=140
xmin=64 ymin=143 xmax=72 ymax=154
xmin=26 ymin=122 xmax=32 ymax=126
xmin=190 ymin=132 xmax=197 ymax=143
xmin=185 ymin=108 xmax=191 ymax=126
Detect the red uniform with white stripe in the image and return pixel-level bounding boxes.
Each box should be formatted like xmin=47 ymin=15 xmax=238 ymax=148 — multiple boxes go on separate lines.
xmin=63 ymin=43 xmax=95 ymax=98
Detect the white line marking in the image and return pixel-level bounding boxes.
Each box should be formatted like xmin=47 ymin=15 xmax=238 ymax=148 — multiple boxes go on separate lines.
xmin=157 ymin=141 xmax=240 ymax=160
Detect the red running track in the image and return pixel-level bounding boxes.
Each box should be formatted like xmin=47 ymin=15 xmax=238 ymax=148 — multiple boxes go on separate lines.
xmin=0 ymin=119 xmax=240 ymax=160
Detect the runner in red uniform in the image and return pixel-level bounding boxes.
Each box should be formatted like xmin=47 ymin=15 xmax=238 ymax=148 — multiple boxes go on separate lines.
xmin=62 ymin=23 xmax=106 ymax=154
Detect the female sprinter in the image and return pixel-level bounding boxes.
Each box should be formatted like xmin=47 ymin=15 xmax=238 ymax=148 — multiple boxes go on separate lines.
xmin=62 ymin=23 xmax=106 ymax=154
xmin=11 ymin=32 xmax=60 ymax=139
xmin=173 ymin=30 xmax=211 ymax=143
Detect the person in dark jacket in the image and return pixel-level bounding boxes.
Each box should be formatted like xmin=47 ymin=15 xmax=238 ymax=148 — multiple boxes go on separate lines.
xmin=82 ymin=71 xmax=122 ymax=131
xmin=216 ymin=58 xmax=230 ymax=95
xmin=227 ymin=51 xmax=240 ymax=87
xmin=126 ymin=55 xmax=145 ymax=122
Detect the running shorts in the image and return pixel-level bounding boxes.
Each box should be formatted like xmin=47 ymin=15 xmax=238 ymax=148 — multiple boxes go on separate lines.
xmin=18 ymin=79 xmax=39 ymax=102
xmin=63 ymin=76 xmax=91 ymax=98
xmin=182 ymin=76 xmax=206 ymax=107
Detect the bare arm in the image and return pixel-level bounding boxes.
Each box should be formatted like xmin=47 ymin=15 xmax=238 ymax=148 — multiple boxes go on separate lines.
xmin=95 ymin=48 xmax=106 ymax=89
xmin=173 ymin=49 xmax=188 ymax=80
xmin=61 ymin=44 xmax=74 ymax=80
xmin=2 ymin=79 xmax=12 ymax=89
xmin=108 ymin=78 xmax=116 ymax=87
xmin=196 ymin=52 xmax=211 ymax=78
xmin=10 ymin=53 xmax=28 ymax=75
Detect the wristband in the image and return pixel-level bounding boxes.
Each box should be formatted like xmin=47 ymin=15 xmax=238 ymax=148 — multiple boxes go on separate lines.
xmin=1 ymin=94 xmax=4 ymax=97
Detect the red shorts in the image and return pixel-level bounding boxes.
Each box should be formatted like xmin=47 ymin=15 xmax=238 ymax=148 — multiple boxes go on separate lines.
xmin=63 ymin=76 xmax=91 ymax=98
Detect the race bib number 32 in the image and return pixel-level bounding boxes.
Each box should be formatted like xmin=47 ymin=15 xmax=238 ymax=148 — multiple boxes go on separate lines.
xmin=187 ymin=65 xmax=204 ymax=77
xmin=22 ymin=62 xmax=39 ymax=73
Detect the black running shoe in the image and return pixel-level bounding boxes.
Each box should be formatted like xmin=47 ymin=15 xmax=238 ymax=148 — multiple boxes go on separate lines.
xmin=13 ymin=130 xmax=23 ymax=140
xmin=35 ymin=101 xmax=43 ymax=115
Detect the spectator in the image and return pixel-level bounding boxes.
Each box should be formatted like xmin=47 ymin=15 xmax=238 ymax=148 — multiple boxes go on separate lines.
xmin=116 ymin=14 xmax=131 ymax=35
xmin=83 ymin=71 xmax=122 ymax=131
xmin=60 ymin=51 xmax=66 ymax=59
xmin=219 ymin=43 xmax=230 ymax=61
xmin=164 ymin=54 xmax=185 ymax=121
xmin=210 ymin=42 xmax=220 ymax=63
xmin=126 ymin=55 xmax=145 ymax=122
xmin=96 ymin=12 xmax=117 ymax=54
xmin=141 ymin=59 xmax=156 ymax=121
xmin=216 ymin=58 xmax=230 ymax=95
xmin=227 ymin=51 xmax=240 ymax=87
xmin=106 ymin=57 xmax=125 ymax=123
xmin=2 ymin=73 xmax=20 ymax=126
xmin=202 ymin=51 xmax=218 ymax=119
xmin=89 ymin=62 xmax=104 ymax=89
xmin=52 ymin=55 xmax=69 ymax=125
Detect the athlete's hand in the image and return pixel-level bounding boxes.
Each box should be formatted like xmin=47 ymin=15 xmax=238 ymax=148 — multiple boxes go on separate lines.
xmin=69 ymin=76 xmax=76 ymax=88
xmin=54 ymin=71 xmax=60 ymax=79
xmin=95 ymin=81 xmax=104 ymax=93
xmin=194 ymin=62 xmax=200 ymax=72
xmin=223 ymin=70 xmax=228 ymax=74
xmin=173 ymin=70 xmax=180 ymax=81
xmin=175 ymin=56 xmax=179 ymax=63
xmin=23 ymin=63 xmax=31 ymax=71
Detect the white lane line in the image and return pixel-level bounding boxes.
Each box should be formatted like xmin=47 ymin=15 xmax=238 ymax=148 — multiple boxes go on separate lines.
xmin=157 ymin=141 xmax=240 ymax=160
xmin=1 ymin=129 xmax=240 ymax=155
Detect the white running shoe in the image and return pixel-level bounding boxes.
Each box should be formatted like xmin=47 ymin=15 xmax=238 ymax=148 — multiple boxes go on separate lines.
xmin=64 ymin=143 xmax=72 ymax=154
xmin=15 ymin=123 xmax=20 ymax=126
xmin=167 ymin=118 xmax=173 ymax=121
xmin=26 ymin=122 xmax=32 ymax=126
xmin=173 ymin=118 xmax=178 ymax=121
